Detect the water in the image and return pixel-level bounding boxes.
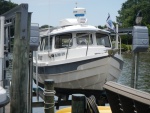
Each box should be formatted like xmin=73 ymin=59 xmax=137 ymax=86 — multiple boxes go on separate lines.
xmin=118 ymin=52 xmax=150 ymax=93
xmin=32 ymin=52 xmax=150 ymax=112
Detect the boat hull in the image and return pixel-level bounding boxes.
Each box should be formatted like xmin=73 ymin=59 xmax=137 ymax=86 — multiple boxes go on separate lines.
xmin=33 ymin=55 xmax=123 ymax=90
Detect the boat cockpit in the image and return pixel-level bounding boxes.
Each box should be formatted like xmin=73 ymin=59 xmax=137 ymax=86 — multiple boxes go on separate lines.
xmin=39 ymin=31 xmax=111 ymax=52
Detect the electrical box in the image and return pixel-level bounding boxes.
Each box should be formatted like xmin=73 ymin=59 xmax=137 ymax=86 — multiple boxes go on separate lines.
xmin=132 ymin=26 xmax=149 ymax=52
xmin=30 ymin=24 xmax=39 ymax=51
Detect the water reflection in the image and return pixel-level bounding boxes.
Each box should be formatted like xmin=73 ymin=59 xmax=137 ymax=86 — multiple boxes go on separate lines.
xmin=118 ymin=52 xmax=150 ymax=93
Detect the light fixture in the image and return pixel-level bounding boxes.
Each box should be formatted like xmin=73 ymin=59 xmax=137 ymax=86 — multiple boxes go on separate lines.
xmin=135 ymin=10 xmax=142 ymax=25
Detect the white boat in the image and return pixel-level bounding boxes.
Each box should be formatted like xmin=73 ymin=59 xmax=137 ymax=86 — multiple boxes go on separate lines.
xmin=33 ymin=7 xmax=123 ymax=90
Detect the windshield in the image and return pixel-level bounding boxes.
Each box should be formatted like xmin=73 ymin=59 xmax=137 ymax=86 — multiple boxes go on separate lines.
xmin=40 ymin=36 xmax=52 ymax=51
xmin=55 ymin=33 xmax=72 ymax=49
xmin=76 ymin=33 xmax=93 ymax=45
xmin=40 ymin=37 xmax=48 ymax=51
xmin=96 ymin=33 xmax=111 ymax=47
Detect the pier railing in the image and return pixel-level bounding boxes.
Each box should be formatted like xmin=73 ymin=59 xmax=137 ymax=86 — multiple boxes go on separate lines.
xmin=103 ymin=81 xmax=150 ymax=113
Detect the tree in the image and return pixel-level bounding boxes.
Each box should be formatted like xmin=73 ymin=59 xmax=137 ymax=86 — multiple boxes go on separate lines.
xmin=40 ymin=25 xmax=54 ymax=29
xmin=40 ymin=25 xmax=49 ymax=29
xmin=117 ymin=0 xmax=150 ymax=44
xmin=0 ymin=0 xmax=18 ymax=15
xmin=117 ymin=0 xmax=150 ymax=27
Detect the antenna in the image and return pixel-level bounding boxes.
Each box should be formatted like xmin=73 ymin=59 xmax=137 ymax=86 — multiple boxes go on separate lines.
xmin=75 ymin=2 xmax=78 ymax=8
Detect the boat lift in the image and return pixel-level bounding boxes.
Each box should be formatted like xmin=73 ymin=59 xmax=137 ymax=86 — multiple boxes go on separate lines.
xmin=0 ymin=4 xmax=37 ymax=113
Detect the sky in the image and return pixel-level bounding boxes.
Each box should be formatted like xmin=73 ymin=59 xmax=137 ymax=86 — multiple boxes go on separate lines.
xmin=10 ymin=0 xmax=127 ymax=27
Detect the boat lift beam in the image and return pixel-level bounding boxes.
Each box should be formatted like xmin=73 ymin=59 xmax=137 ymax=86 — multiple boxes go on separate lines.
xmin=1 ymin=3 xmax=29 ymax=93
xmin=110 ymin=27 xmax=133 ymax=36
xmin=2 ymin=4 xmax=28 ymax=40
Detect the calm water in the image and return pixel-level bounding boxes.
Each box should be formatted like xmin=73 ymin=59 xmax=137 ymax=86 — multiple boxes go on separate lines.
xmin=33 ymin=52 xmax=150 ymax=112
xmin=118 ymin=52 xmax=150 ymax=93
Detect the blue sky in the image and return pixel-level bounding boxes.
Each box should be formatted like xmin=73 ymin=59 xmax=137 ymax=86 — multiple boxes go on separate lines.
xmin=10 ymin=0 xmax=127 ymax=27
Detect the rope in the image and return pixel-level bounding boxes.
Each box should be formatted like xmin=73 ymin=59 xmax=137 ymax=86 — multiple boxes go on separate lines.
xmin=43 ymin=89 xmax=56 ymax=96
xmin=44 ymin=101 xmax=55 ymax=110
xmin=43 ymin=89 xmax=55 ymax=110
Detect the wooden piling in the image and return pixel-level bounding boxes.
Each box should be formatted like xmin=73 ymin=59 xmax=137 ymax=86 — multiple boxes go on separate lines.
xmin=44 ymin=79 xmax=55 ymax=113
xmin=72 ymin=94 xmax=86 ymax=113
xmin=10 ymin=12 xmax=30 ymax=113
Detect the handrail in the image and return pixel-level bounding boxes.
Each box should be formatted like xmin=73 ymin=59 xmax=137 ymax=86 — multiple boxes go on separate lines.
xmin=66 ymin=33 xmax=91 ymax=59
xmin=86 ymin=34 xmax=90 ymax=56
xmin=66 ymin=38 xmax=73 ymax=59
xmin=103 ymin=81 xmax=150 ymax=113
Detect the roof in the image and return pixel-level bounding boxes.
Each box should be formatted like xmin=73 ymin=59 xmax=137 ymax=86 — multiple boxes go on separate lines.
xmin=40 ymin=24 xmax=110 ymax=37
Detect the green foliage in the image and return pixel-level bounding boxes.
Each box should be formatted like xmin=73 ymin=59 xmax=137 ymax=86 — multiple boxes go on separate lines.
xmin=0 ymin=0 xmax=18 ymax=15
xmin=40 ymin=25 xmax=54 ymax=29
xmin=117 ymin=0 xmax=150 ymax=27
xmin=40 ymin=25 xmax=49 ymax=29
xmin=128 ymin=45 xmax=132 ymax=51
xmin=120 ymin=34 xmax=132 ymax=45
xmin=98 ymin=25 xmax=104 ymax=29
xmin=121 ymin=44 xmax=128 ymax=52
xmin=117 ymin=0 xmax=150 ymax=45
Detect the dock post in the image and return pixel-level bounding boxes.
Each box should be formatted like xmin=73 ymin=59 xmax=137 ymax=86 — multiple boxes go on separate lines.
xmin=10 ymin=12 xmax=30 ymax=113
xmin=72 ymin=94 xmax=86 ymax=113
xmin=44 ymin=79 xmax=55 ymax=113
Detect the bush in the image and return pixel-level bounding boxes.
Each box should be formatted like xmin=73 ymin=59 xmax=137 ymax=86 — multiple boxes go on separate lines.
xmin=128 ymin=45 xmax=132 ymax=51
xmin=121 ymin=44 xmax=128 ymax=52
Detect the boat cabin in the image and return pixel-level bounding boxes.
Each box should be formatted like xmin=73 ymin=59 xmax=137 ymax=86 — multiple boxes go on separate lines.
xmin=39 ymin=27 xmax=112 ymax=52
xmin=37 ymin=7 xmax=112 ymax=62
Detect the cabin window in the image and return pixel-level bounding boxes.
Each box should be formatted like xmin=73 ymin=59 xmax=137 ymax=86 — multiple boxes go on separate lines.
xmin=40 ymin=37 xmax=48 ymax=51
xmin=49 ymin=36 xmax=52 ymax=50
xmin=76 ymin=33 xmax=93 ymax=45
xmin=55 ymin=33 xmax=72 ymax=49
xmin=96 ymin=33 xmax=111 ymax=47
xmin=40 ymin=36 xmax=52 ymax=51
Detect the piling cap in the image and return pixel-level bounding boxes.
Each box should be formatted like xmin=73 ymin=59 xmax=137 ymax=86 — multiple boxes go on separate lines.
xmin=72 ymin=94 xmax=85 ymax=101
xmin=44 ymin=79 xmax=54 ymax=84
